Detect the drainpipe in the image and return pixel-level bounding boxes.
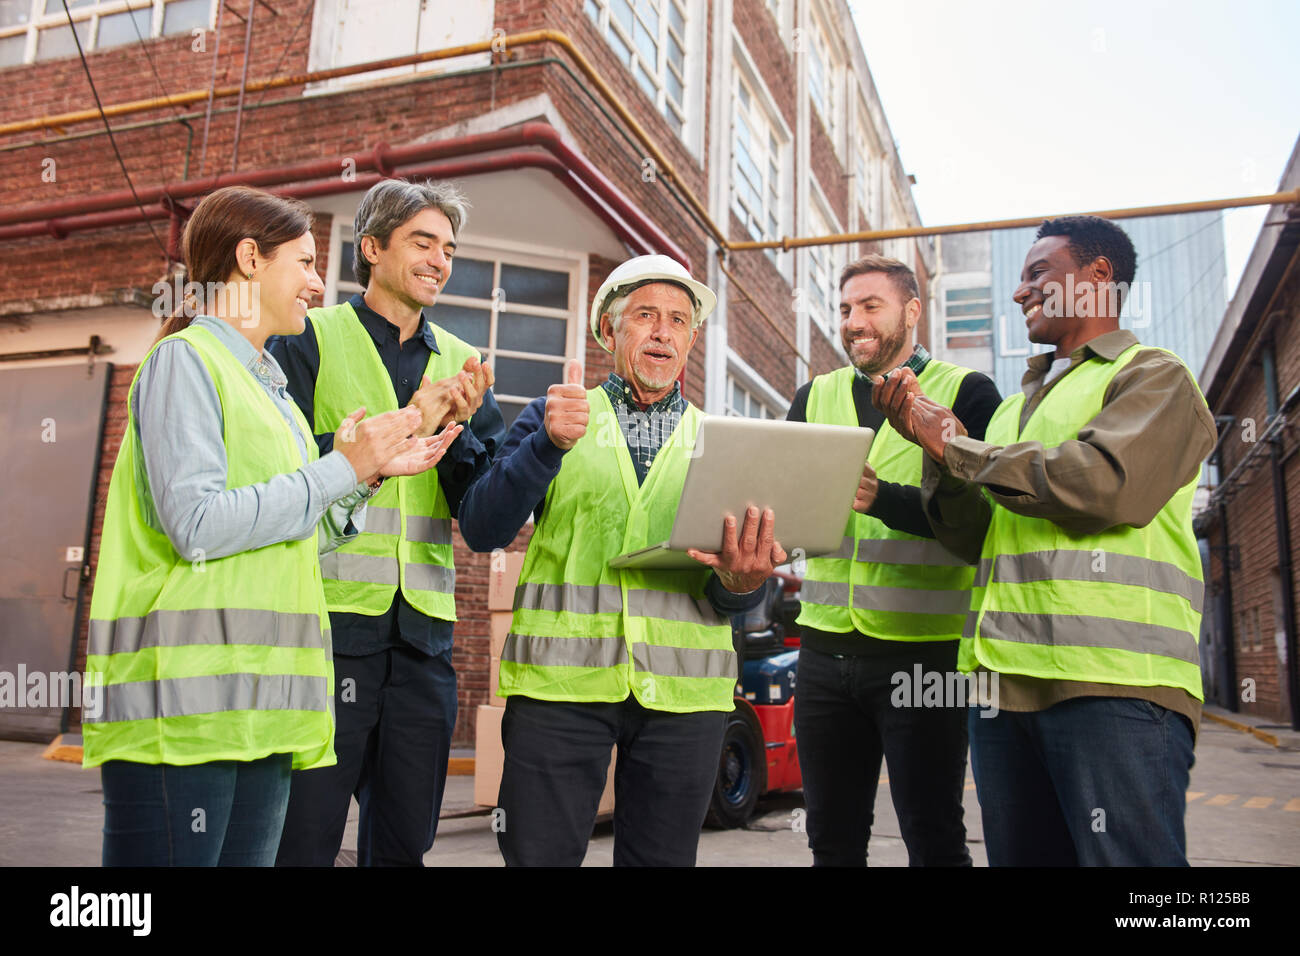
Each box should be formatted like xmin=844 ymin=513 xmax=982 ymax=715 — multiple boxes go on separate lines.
xmin=1 ymin=149 xmax=666 ymax=262
xmin=0 ymin=124 xmax=689 ymax=266
xmin=0 ymin=124 xmax=688 ymax=266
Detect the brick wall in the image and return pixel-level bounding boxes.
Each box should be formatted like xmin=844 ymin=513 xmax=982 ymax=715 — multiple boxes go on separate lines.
xmin=6 ymin=0 xmax=930 ymax=746
xmin=1203 ymin=260 xmax=1300 ymax=722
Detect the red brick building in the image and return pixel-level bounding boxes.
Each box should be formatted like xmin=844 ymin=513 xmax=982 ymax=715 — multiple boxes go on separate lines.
xmin=1196 ymin=136 xmax=1300 ymax=731
xmin=0 ymin=0 xmax=931 ymax=745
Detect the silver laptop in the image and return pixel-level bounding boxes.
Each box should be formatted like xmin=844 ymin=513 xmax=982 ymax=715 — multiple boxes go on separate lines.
xmin=609 ymin=416 xmax=874 ymax=569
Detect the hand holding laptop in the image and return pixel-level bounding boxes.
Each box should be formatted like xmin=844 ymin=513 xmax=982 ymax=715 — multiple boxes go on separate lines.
xmin=853 ymin=462 xmax=878 ymax=514
xmin=686 ymin=506 xmax=788 ymax=594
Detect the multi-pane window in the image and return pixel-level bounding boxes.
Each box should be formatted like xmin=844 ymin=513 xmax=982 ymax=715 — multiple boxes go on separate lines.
xmin=731 ymin=68 xmax=782 ymax=246
xmin=807 ymin=203 xmax=842 ymax=337
xmin=725 ymin=374 xmax=776 ymax=420
xmin=944 ymin=287 xmax=993 ymax=349
xmin=807 ymin=11 xmax=838 ymax=142
xmin=332 ymin=232 xmax=579 ymax=428
xmin=585 ymin=0 xmax=689 ymax=137
xmin=886 ymin=195 xmax=911 ymax=265
xmin=854 ymin=116 xmax=879 ymax=226
xmin=304 ymin=0 xmax=493 ymax=91
xmin=0 ymin=0 xmax=211 ymax=66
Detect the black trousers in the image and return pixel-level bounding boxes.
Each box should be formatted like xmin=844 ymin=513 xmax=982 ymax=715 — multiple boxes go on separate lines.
xmin=794 ymin=642 xmax=971 ymax=866
xmin=496 ymin=695 xmax=726 ymax=866
xmin=275 ymin=645 xmax=457 ymax=866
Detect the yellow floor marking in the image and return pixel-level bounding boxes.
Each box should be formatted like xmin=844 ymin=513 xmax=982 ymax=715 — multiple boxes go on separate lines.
xmin=1205 ymin=793 xmax=1238 ymax=806
xmin=1185 ymin=791 xmax=1205 ymax=801
xmin=1284 ymin=798 xmax=1300 ymax=812
xmin=1242 ymin=796 xmax=1274 ymax=809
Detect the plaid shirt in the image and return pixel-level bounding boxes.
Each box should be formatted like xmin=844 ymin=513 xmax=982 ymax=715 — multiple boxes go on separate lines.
xmin=600 ymin=373 xmax=687 ymax=486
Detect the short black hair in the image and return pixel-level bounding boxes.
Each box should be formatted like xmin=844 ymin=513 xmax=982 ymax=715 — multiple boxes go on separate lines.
xmin=1036 ymin=215 xmax=1137 ymax=288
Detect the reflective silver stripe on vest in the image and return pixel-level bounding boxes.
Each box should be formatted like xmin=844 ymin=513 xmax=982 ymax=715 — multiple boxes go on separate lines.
xmin=800 ymin=580 xmax=850 ymax=608
xmin=855 ymin=538 xmax=968 ymax=567
xmin=321 ymin=551 xmax=399 ymax=586
xmin=633 ymin=643 xmax=736 ymax=680
xmin=824 ymin=536 xmax=855 ymax=560
xmin=977 ymin=611 xmax=1201 ymax=665
xmin=84 ymin=672 xmax=330 ymax=724
xmin=404 ymin=562 xmax=456 ymax=593
xmin=981 ymin=550 xmax=1204 ymax=613
xmin=514 ymin=582 xmax=623 ymax=615
xmin=365 ymin=506 xmax=402 ymax=536
xmin=850 ymin=584 xmax=970 ymax=616
xmin=406 ymin=515 xmax=453 ymax=545
xmin=626 ymin=589 xmax=725 ymax=627
xmin=88 ymin=609 xmax=324 ymax=658
xmin=501 ymin=633 xmax=627 ymax=669
xmin=513 ymin=584 xmax=724 ymax=625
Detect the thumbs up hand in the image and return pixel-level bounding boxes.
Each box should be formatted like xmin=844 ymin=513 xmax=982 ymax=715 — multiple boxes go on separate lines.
xmin=544 ymin=358 xmax=589 ymax=451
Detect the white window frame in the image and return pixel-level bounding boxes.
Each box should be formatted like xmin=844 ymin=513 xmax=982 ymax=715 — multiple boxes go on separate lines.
xmin=304 ymin=0 xmax=493 ymax=94
xmin=584 ymin=0 xmax=703 ymax=155
xmin=806 ymin=0 xmax=842 ymax=153
xmin=997 ymin=311 xmax=1030 ymax=358
xmin=730 ymin=31 xmax=793 ymax=278
xmin=731 ymin=65 xmax=781 ymax=247
xmin=725 ymin=373 xmax=775 ymax=419
xmin=886 ymin=188 xmax=912 ymax=265
xmin=327 ymin=222 xmax=586 ymax=420
xmin=805 ymin=184 xmax=844 ymax=343
xmin=941 ymin=279 xmax=994 ymax=351
xmin=853 ymin=102 xmax=882 ymax=229
xmin=726 ymin=351 xmax=789 ymax=420
xmin=0 ymin=0 xmax=214 ymax=65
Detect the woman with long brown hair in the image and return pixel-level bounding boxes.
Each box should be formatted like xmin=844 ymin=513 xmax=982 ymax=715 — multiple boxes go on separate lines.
xmin=83 ymin=186 xmax=461 ymax=866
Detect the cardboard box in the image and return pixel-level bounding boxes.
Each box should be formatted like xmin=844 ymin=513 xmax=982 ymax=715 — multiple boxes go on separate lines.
xmin=473 ymin=704 xmax=505 ymax=807
xmin=487 ymin=551 xmax=527 ymax=611
xmin=489 ymin=610 xmax=511 ymax=659
xmin=489 ymin=655 xmax=504 ymax=707
xmin=474 ymin=703 xmax=616 ymax=814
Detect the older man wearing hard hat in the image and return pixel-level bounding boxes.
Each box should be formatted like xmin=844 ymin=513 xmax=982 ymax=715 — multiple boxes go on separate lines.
xmin=459 ymin=254 xmax=784 ymax=866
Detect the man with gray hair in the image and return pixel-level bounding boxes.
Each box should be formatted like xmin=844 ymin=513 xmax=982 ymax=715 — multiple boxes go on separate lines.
xmin=271 ymin=178 xmax=505 ymax=866
xmin=458 ymin=255 xmax=785 ymax=866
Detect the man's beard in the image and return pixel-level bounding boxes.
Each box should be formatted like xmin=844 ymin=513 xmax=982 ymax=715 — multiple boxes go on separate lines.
xmin=845 ymin=321 xmax=909 ymax=377
xmin=632 ymin=349 xmax=679 ymax=391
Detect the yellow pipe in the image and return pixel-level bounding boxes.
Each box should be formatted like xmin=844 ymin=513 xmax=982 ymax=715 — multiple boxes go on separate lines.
xmin=729 ymin=189 xmax=1300 ymax=251
xmin=1 ymin=29 xmax=728 ymax=246
xmin=7 ymin=29 xmax=1296 ymax=255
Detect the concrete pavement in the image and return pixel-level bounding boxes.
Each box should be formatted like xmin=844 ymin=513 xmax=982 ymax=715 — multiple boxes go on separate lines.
xmin=2 ymin=713 xmax=1295 ymax=867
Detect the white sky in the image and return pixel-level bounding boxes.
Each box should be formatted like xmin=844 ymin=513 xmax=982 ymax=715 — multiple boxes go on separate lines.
xmin=847 ymin=0 xmax=1300 ymax=300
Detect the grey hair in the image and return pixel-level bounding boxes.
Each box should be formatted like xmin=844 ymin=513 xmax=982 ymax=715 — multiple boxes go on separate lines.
xmin=601 ymin=280 xmax=701 ymax=338
xmin=352 ymin=178 xmax=470 ymax=288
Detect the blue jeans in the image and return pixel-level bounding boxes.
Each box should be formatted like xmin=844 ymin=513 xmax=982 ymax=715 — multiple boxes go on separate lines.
xmin=101 ymin=753 xmax=292 ymax=866
xmin=968 ymin=696 xmax=1195 ymax=866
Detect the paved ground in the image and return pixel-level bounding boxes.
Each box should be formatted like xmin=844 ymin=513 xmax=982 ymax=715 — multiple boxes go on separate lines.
xmin=3 ymin=709 xmax=1296 ymax=867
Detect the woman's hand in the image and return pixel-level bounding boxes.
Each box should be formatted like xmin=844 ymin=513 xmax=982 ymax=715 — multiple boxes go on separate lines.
xmin=379 ymin=423 xmax=464 ymax=477
xmin=333 ymin=406 xmax=422 ymax=484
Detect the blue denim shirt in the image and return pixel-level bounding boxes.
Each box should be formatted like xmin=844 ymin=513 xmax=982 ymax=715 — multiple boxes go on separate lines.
xmin=131 ymin=315 xmax=367 ymax=561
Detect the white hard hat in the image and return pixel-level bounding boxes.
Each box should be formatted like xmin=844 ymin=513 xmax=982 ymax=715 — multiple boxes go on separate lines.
xmin=588 ymin=254 xmax=717 ymax=353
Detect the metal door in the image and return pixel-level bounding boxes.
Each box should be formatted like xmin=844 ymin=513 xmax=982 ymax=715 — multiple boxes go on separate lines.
xmin=0 ymin=362 xmax=111 ymax=740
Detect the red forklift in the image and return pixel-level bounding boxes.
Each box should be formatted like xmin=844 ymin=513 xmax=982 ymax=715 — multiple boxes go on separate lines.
xmin=706 ymin=572 xmax=804 ymax=828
